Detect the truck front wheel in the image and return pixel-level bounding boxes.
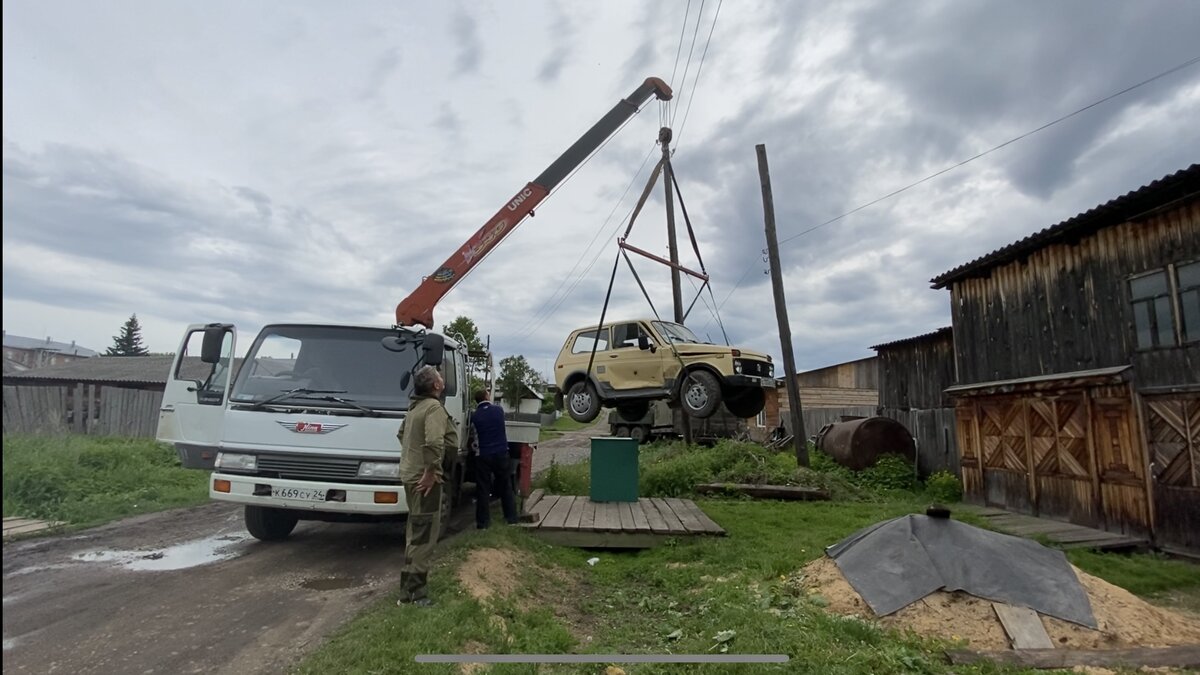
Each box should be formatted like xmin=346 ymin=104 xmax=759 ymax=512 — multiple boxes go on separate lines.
xmin=245 ymin=505 xmax=299 ymax=541
xmin=630 ymin=425 xmax=648 ymax=444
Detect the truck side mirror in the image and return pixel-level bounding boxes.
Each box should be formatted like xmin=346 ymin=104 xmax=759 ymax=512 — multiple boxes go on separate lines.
xmin=421 ymin=333 xmax=445 ymax=366
xmin=200 ymin=325 xmax=227 ymax=364
xmin=638 ymin=335 xmax=656 ymax=353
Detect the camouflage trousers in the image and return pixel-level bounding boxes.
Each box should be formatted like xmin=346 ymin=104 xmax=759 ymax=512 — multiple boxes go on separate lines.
xmin=399 ymin=482 xmax=442 ymax=602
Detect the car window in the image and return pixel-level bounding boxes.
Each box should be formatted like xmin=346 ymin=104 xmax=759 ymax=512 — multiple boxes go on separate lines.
xmin=571 ymin=329 xmax=610 ymax=354
xmin=611 ymin=323 xmax=648 ymax=349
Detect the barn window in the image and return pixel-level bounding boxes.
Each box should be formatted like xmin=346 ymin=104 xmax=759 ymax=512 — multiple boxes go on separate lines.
xmin=1129 ymin=270 xmax=1176 ymax=349
xmin=1178 ymin=261 xmax=1200 ymax=343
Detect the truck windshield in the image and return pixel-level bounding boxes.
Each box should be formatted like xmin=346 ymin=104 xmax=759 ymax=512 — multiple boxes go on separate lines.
xmin=651 ymin=321 xmax=705 ymax=344
xmin=229 ymin=325 xmax=420 ymax=411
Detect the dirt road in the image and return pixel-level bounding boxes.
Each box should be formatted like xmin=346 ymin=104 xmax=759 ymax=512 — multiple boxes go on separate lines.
xmin=530 ymin=418 xmax=610 ymax=474
xmin=1 ymin=427 xmax=605 ymax=674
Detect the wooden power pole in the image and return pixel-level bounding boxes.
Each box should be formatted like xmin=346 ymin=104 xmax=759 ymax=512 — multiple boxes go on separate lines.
xmin=756 ymin=144 xmax=808 ymax=467
xmin=661 ymin=126 xmax=692 ymax=445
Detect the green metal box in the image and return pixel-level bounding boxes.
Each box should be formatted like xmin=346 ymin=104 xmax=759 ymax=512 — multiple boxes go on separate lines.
xmin=589 ymin=436 xmax=639 ymax=502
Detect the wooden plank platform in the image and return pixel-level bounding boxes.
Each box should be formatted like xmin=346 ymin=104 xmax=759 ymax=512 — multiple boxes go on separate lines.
xmin=960 ymin=506 xmax=1148 ymax=551
xmin=520 ymin=495 xmax=725 ymax=549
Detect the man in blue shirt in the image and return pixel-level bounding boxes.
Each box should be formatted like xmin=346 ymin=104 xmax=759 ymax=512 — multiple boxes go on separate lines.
xmin=470 ymin=389 xmax=518 ymax=528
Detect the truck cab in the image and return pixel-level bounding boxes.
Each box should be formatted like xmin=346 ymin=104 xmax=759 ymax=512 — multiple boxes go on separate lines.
xmin=157 ymin=322 xmax=536 ymax=541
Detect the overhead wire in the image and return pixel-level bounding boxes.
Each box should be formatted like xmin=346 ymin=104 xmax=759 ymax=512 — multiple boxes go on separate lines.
xmin=669 ymin=0 xmax=693 ymax=121
xmin=672 ymin=0 xmax=723 ymax=153
xmin=697 ymin=53 xmax=1200 ymax=331
xmin=670 ymin=0 xmax=706 ymax=127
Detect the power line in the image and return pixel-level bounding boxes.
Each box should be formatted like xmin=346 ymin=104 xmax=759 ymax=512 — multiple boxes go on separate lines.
xmin=671 ymin=0 xmax=706 ymax=127
xmin=699 ymin=53 xmax=1200 ymax=328
xmin=669 ymin=0 xmax=693 ymax=121
xmin=673 ymin=0 xmax=723 ymax=152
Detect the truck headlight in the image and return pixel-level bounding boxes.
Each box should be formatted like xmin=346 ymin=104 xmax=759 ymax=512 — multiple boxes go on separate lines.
xmin=215 ymin=452 xmax=257 ymax=471
xmin=358 ymin=462 xmax=400 ymax=479
xmin=734 ymin=362 xmax=743 ymax=374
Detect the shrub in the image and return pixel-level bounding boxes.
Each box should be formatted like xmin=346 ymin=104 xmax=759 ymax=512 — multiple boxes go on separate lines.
xmin=924 ymin=470 xmax=963 ymax=503
xmin=855 ymin=454 xmax=918 ymax=492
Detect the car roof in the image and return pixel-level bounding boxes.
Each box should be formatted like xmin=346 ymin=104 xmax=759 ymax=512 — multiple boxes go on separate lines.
xmin=569 ymin=318 xmax=678 ymax=332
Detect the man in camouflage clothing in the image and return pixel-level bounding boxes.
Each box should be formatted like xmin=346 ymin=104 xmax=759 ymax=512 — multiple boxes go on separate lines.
xmin=397 ymin=365 xmax=457 ymax=606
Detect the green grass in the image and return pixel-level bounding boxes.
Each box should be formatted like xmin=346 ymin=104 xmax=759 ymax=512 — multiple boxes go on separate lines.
xmin=1066 ymin=549 xmax=1200 ymax=600
xmin=298 ymin=498 xmax=1199 ymax=675
xmin=2 ymin=434 xmax=210 ymax=527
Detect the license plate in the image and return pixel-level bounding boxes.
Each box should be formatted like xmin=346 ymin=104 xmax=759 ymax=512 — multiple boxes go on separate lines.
xmin=271 ymin=487 xmax=327 ymax=502
xmin=759 ymin=377 xmax=777 ymax=388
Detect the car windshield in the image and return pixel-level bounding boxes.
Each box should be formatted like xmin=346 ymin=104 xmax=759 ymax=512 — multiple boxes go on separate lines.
xmin=230 ymin=325 xmax=420 ymax=411
xmin=651 ymin=321 xmax=705 ymax=344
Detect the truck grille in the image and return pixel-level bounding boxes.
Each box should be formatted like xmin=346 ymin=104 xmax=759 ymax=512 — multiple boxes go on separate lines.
xmin=736 ymin=359 xmax=773 ymax=378
xmin=256 ymin=453 xmax=361 ymax=480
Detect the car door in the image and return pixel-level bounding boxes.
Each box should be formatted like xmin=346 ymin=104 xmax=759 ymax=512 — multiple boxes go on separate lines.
xmin=156 ymin=323 xmax=237 ymax=469
xmin=604 ymin=322 xmax=665 ymax=391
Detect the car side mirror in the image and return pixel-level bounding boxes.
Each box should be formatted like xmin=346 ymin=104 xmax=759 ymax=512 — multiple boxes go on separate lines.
xmin=638 ymin=335 xmax=656 ymax=353
xmin=200 ymin=325 xmax=227 ymax=364
xmin=421 ymin=333 xmax=445 ymax=366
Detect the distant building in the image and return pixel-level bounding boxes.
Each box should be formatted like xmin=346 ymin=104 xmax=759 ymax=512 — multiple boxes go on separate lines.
xmin=761 ymin=356 xmax=880 ymax=430
xmin=496 ymin=383 xmax=545 ymax=417
xmin=3 ymin=332 xmax=98 ymax=370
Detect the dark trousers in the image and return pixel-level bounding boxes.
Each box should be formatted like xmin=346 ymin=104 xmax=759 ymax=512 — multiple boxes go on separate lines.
xmin=399 ymin=482 xmax=442 ymax=602
xmin=475 ymin=453 xmax=518 ymax=528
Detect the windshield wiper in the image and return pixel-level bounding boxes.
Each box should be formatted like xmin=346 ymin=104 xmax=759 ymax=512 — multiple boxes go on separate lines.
xmin=245 ymin=387 xmax=347 ymax=411
xmin=294 ymin=394 xmax=380 ymax=417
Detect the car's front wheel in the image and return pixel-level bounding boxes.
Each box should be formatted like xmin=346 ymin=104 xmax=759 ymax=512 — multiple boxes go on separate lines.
xmin=566 ymin=381 xmax=602 ymax=423
xmin=680 ymin=370 xmax=722 ymax=419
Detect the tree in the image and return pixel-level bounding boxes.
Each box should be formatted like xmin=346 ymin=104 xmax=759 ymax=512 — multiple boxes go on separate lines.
xmin=496 ymin=355 xmax=545 ymax=411
xmin=106 ymin=314 xmax=150 ymax=356
xmin=443 ymin=315 xmax=488 ymax=394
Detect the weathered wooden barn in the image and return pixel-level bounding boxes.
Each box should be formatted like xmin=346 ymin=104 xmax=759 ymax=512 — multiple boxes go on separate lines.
xmin=931 ymin=164 xmax=1199 ymax=553
xmin=871 ymin=327 xmax=958 ymax=477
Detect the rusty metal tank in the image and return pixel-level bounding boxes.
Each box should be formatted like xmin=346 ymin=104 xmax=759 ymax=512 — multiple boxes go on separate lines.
xmin=815 ymin=416 xmax=916 ymax=471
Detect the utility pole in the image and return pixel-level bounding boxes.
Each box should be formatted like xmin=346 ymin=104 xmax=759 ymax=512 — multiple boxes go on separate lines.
xmin=661 ymin=126 xmax=692 ymax=445
xmin=756 ymin=144 xmax=808 ymax=467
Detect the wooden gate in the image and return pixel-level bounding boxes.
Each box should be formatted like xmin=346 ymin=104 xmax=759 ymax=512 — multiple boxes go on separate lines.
xmin=955 ymin=384 xmax=1151 ymax=536
xmin=1144 ymin=393 xmax=1200 ymax=550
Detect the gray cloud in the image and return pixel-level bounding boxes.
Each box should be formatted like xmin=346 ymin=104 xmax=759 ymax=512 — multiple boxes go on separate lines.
xmin=361 ymin=47 xmax=402 ymax=100
xmin=451 ymin=9 xmax=482 ymax=75
xmin=537 ymin=6 xmax=574 ymax=83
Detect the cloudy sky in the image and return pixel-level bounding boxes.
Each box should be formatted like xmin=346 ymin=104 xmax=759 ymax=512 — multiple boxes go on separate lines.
xmin=4 ymin=1 xmax=1199 ymax=377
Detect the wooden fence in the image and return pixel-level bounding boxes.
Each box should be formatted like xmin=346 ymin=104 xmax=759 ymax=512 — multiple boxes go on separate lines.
xmin=2 ymin=385 xmax=162 ymax=438
xmin=782 ymin=404 xmax=960 ymax=478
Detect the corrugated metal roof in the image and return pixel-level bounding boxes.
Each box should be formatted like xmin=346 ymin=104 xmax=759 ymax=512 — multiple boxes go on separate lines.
xmin=870 ymin=326 xmax=953 ymax=351
xmin=930 ymin=164 xmax=1200 ymax=289
xmin=2 ymin=333 xmax=99 ymax=357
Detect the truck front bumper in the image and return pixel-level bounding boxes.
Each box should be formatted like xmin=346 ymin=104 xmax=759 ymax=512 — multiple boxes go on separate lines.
xmin=725 ymin=374 xmax=777 ymax=388
xmin=210 ymin=472 xmax=408 ymax=515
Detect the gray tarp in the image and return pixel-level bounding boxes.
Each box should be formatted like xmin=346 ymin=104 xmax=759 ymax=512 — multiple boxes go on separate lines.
xmin=825 ymin=514 xmax=1096 ymax=628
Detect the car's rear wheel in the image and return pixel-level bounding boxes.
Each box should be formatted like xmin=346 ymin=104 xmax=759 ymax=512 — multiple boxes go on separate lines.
xmin=724 ymin=387 xmax=766 ymax=418
xmin=245 ymin=505 xmax=299 ymax=541
xmin=566 ymin=381 xmax=601 ymax=423
xmin=680 ymin=370 xmax=722 ymax=419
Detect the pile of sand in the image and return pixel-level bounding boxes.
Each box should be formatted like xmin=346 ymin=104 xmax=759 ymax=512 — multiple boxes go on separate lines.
xmin=456 ymin=547 xmax=527 ymax=603
xmin=793 ymin=556 xmax=1200 ymax=650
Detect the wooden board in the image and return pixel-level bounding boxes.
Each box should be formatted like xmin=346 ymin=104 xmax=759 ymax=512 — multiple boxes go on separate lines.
xmin=564 ymin=497 xmax=586 ymax=530
xmin=617 ymin=502 xmax=635 ymax=532
xmin=992 ymin=603 xmax=1053 ymax=649
xmin=947 ymin=645 xmax=1200 ymax=669
xmin=641 ymin=500 xmax=670 ymax=533
xmin=694 ymin=483 xmax=830 ymax=501
xmin=523 ymin=489 xmax=545 ymax=514
xmin=664 ymin=498 xmax=705 ymax=533
xmin=579 ymin=499 xmax=596 ymax=530
xmin=593 ymin=502 xmax=621 ymax=532
xmin=678 ymin=500 xmax=725 ymax=534
xmin=541 ymin=496 xmax=575 ymax=529
xmin=628 ymin=501 xmax=652 ymax=533
xmin=649 ymin=498 xmax=686 ymax=532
